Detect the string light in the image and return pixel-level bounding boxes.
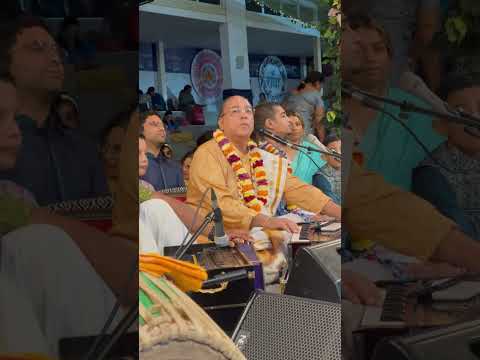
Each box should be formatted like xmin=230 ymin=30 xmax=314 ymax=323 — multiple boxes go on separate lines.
xmin=250 ymin=0 xmax=319 ymax=29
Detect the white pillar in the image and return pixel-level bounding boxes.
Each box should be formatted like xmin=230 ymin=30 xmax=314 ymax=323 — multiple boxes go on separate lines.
xmin=313 ymin=36 xmax=322 ymax=72
xmin=219 ymin=0 xmax=251 ymax=92
xmin=155 ymin=41 xmax=167 ymax=98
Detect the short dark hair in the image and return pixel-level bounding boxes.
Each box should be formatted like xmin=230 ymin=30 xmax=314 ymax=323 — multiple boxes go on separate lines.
xmin=181 ymin=150 xmax=195 ymax=165
xmin=184 ymin=85 xmax=192 ymax=91
xmin=347 ymin=13 xmax=393 ymax=57
xmin=147 ymin=86 xmax=155 ymax=94
xmin=286 ymin=110 xmax=305 ymax=129
xmin=297 ymin=81 xmax=306 ymax=91
xmin=304 ymin=71 xmax=325 ymax=85
xmin=100 ymin=108 xmax=131 ymax=147
xmin=0 ymin=16 xmax=52 ymax=75
xmin=140 ymin=110 xmax=160 ymax=127
xmin=253 ymin=103 xmax=281 ymax=142
xmin=324 ymin=133 xmax=340 ymax=146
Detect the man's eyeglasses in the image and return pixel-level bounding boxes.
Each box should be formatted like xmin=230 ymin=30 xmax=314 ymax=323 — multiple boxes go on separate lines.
xmin=220 ymin=107 xmax=254 ymax=117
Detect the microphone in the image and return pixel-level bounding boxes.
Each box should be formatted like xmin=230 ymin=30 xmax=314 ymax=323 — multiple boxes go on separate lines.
xmin=258 ymin=128 xmax=294 ymax=148
xmin=306 ymin=134 xmax=329 ymax=153
xmin=399 ymin=71 xmax=480 ymax=139
xmin=342 ymin=83 xmax=383 ymax=111
xmin=211 ymin=189 xmax=229 ymax=247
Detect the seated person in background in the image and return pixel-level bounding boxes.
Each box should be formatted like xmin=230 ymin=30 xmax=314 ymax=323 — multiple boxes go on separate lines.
xmin=181 ymin=150 xmax=195 ymax=186
xmin=163 ymin=110 xmax=179 ymax=132
xmin=0 ymin=74 xmax=37 ymax=209
xmin=140 ymin=110 xmax=184 ymax=190
xmin=0 ymin=83 xmax=138 ymax=358
xmin=314 ymin=133 xmax=341 ymax=204
xmin=187 ymin=96 xmax=340 ymax=282
xmin=257 ymin=92 xmax=267 ymax=106
xmin=178 ymin=85 xmax=196 ymax=112
xmin=160 ymin=143 xmax=173 ymax=160
xmin=413 ymin=74 xmax=480 ymax=240
xmin=57 ymin=16 xmax=95 ymax=69
xmin=139 ymin=134 xmax=154 ymax=199
xmin=53 ymin=93 xmax=80 ymax=130
xmin=147 ymin=86 xmax=166 ymax=111
xmin=100 ymin=109 xmax=130 ymax=194
xmin=138 ymin=89 xmax=150 ymax=112
xmin=0 ymin=16 xmax=109 ymax=206
xmin=286 ymin=110 xmax=327 ymax=184
xmin=284 ymin=71 xmax=325 ymax=132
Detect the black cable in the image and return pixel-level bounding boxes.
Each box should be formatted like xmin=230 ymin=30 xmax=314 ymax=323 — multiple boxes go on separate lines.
xmin=295 ymin=146 xmax=325 ymax=171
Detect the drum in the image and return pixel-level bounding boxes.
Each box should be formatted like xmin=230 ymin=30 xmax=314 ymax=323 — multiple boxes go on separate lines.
xmin=139 ymin=272 xmax=246 ymax=360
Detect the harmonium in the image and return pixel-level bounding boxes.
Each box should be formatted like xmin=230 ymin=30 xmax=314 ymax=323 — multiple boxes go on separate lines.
xmin=353 ymin=274 xmax=480 ymax=358
xmin=289 ymin=219 xmax=341 ymax=259
xmin=164 ymin=243 xmax=264 ymax=335
xmin=46 ymin=195 xmax=114 ymax=232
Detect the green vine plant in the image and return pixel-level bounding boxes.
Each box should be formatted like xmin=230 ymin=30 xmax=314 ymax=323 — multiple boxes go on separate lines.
xmin=444 ymin=0 xmax=480 ymax=45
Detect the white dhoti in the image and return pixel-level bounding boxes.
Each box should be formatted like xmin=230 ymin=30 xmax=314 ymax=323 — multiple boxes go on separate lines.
xmin=0 ymin=224 xmax=121 ymax=357
xmin=139 ymin=199 xmax=189 ymax=255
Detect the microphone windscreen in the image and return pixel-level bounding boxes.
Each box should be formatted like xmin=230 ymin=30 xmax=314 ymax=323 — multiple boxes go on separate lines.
xmin=398 ymin=71 xmax=449 ymax=115
xmin=306 ymin=134 xmax=329 ymax=152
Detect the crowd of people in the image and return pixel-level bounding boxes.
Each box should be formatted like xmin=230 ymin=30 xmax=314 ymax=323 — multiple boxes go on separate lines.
xmin=1 ymin=2 xmax=480 ymax=358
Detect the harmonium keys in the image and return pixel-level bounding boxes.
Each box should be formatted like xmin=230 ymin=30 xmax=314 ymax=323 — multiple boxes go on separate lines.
xmin=290 ymin=221 xmax=341 ymax=244
xmin=360 ymin=285 xmax=409 ymax=329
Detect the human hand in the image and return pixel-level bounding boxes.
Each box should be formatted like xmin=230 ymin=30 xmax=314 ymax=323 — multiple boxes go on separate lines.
xmin=263 ymin=217 xmax=300 ymax=233
xmin=226 ymin=229 xmax=254 ymax=245
xmin=342 ymin=269 xmax=383 ymax=306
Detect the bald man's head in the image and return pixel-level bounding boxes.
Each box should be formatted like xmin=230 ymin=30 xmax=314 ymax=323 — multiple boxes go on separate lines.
xmin=218 ymin=96 xmax=254 ymax=142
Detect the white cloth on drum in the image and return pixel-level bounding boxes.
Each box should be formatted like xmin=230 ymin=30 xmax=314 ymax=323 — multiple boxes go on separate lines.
xmin=139 ymin=199 xmax=189 ymax=256
xmin=0 ymin=224 xmax=120 ymax=358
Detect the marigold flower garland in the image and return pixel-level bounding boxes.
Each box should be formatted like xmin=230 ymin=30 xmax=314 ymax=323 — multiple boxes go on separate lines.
xmin=214 ymin=129 xmax=268 ymax=213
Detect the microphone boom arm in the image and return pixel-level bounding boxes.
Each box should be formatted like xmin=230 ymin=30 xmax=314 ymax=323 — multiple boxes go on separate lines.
xmin=343 ymin=84 xmax=480 ymax=130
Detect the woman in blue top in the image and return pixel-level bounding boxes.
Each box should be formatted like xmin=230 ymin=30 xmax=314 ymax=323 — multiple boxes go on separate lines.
xmin=345 ymin=13 xmax=446 ymax=191
xmin=285 ymin=111 xmax=326 ymax=185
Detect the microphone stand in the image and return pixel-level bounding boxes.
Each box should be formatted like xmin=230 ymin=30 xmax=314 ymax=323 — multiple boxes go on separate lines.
xmin=175 ymin=210 xmax=215 ymax=260
xmin=342 ymin=84 xmax=480 ymax=130
xmin=292 ymin=142 xmax=342 ymax=159
xmin=92 ymin=213 xmax=216 ymax=358
xmin=259 ymin=129 xmax=341 ymax=159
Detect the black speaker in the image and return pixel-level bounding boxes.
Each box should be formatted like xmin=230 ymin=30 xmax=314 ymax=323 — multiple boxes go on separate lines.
xmin=232 ymin=291 xmax=341 ymax=360
xmin=372 ymin=319 xmax=480 ymax=360
xmin=284 ymin=239 xmax=341 ymax=303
